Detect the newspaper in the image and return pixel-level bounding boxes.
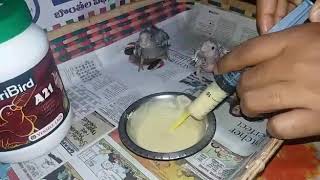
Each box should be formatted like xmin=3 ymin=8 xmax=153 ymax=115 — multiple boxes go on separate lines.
xmin=2 ymin=3 xmax=270 ymax=180
xmin=24 ymin=0 xmax=131 ymax=30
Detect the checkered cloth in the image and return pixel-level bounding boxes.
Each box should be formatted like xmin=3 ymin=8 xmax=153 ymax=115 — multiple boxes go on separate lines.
xmin=50 ymin=0 xmax=193 ymax=64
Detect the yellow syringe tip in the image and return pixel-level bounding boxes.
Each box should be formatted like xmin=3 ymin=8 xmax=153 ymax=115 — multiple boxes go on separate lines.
xmin=170 ymin=111 xmax=190 ymax=131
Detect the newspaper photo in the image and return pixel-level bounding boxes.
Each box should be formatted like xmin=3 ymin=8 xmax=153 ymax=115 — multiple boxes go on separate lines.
xmin=78 ymin=138 xmax=151 ymax=179
xmin=42 ymin=162 xmax=83 ymax=180
xmin=12 ymin=148 xmax=69 ymax=180
xmin=0 ymin=163 xmax=19 ymax=180
xmin=60 ymin=111 xmax=116 ymax=155
xmin=186 ymin=140 xmax=245 ymax=180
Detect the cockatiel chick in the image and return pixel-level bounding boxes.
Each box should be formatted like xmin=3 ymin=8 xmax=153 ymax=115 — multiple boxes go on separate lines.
xmin=194 ymin=40 xmax=229 ymax=80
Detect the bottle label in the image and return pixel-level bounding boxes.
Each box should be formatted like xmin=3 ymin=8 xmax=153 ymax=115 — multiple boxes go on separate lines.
xmin=0 ymin=50 xmax=70 ymax=151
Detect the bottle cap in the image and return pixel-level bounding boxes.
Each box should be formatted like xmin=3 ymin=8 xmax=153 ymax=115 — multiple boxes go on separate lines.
xmin=0 ymin=0 xmax=32 ymax=44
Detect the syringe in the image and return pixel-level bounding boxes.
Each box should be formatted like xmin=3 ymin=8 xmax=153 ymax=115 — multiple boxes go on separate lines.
xmin=171 ymin=0 xmax=315 ymax=129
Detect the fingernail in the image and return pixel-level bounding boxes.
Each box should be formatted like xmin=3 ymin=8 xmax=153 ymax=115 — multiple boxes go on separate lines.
xmin=310 ymin=1 xmax=320 ymax=22
xmin=262 ymin=25 xmax=271 ymax=34
xmin=261 ymin=19 xmax=273 ymax=34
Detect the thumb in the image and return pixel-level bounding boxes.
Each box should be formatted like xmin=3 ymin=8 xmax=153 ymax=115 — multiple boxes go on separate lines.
xmin=267 ymin=109 xmax=320 ymax=139
xmin=309 ymin=0 xmax=320 ymax=22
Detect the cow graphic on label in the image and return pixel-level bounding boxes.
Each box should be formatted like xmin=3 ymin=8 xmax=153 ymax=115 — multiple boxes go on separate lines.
xmin=0 ymin=86 xmax=38 ymax=150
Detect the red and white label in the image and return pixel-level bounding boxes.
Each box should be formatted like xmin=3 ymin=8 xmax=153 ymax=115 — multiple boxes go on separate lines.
xmin=0 ymin=50 xmax=70 ymax=151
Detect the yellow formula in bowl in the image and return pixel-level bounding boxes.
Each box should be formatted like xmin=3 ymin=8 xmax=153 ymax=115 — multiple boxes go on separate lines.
xmin=127 ymin=95 xmax=207 ymax=153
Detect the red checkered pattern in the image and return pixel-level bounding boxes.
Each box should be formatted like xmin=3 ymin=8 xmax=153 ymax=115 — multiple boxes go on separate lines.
xmin=50 ymin=1 xmax=192 ymax=64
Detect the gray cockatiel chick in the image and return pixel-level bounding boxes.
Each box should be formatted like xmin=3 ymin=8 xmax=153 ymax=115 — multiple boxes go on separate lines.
xmin=125 ymin=25 xmax=170 ymax=71
xmin=193 ymin=40 xmax=229 ymax=80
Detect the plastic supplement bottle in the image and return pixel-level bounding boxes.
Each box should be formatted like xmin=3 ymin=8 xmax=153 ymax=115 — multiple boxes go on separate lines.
xmin=0 ymin=0 xmax=73 ymax=163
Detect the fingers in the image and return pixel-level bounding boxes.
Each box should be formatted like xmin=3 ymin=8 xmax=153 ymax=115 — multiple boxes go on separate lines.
xmin=275 ymin=0 xmax=289 ymax=22
xmin=238 ymin=82 xmax=312 ymax=117
xmin=257 ymin=0 xmax=278 ymax=34
xmin=310 ymin=0 xmax=320 ymax=22
xmin=287 ymin=2 xmax=297 ymax=13
xmin=267 ymin=109 xmax=320 ymax=139
xmin=216 ymin=23 xmax=320 ymax=74
xmin=237 ymin=57 xmax=291 ymax=95
xmin=288 ymin=0 xmax=302 ymax=4
xmin=256 ymin=0 xmax=302 ymax=34
xmin=216 ymin=32 xmax=287 ymax=74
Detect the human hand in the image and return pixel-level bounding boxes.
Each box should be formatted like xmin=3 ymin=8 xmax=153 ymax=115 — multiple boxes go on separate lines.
xmin=215 ymin=23 xmax=320 ymax=139
xmin=257 ymin=0 xmax=320 ymax=34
